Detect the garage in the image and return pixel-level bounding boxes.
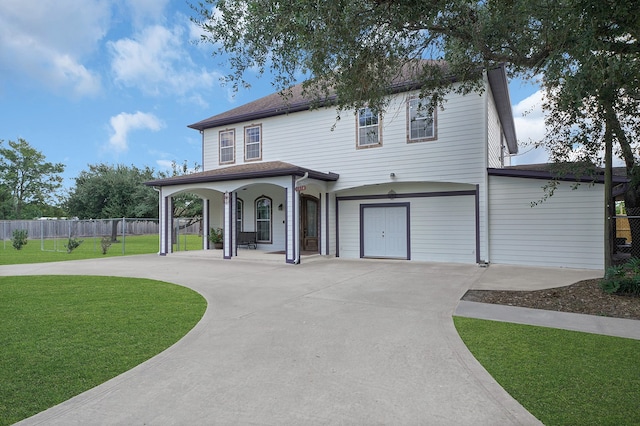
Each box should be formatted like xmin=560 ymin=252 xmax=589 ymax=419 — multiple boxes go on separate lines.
xmin=361 ymin=203 xmax=410 ymax=259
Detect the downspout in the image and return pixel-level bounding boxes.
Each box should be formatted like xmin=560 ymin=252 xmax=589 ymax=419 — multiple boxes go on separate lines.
xmin=293 ymin=172 xmax=309 ymax=264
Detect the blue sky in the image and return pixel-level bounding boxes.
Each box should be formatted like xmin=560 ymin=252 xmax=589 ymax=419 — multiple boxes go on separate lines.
xmin=0 ymin=0 xmax=547 ymax=190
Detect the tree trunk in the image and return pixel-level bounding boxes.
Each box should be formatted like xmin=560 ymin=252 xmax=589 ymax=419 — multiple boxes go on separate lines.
xmin=110 ymin=219 xmax=120 ymax=243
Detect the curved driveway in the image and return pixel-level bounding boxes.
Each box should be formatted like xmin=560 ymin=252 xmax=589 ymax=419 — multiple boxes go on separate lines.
xmin=4 ymin=254 xmax=546 ymax=425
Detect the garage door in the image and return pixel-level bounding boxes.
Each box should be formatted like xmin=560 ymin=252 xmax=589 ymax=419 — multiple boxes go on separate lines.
xmin=362 ymin=204 xmax=409 ymax=259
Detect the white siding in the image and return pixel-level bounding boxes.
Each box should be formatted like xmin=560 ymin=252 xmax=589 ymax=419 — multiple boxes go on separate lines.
xmin=202 ymin=85 xmax=489 ymax=190
xmin=489 ymin=176 xmax=604 ymax=269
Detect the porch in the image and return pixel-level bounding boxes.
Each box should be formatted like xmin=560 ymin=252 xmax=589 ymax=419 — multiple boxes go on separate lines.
xmin=167 ymin=247 xmax=326 ymax=263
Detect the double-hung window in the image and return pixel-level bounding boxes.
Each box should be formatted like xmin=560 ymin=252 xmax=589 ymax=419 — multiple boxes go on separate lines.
xmin=219 ymin=129 xmax=235 ymax=164
xmin=244 ymin=124 xmax=262 ymax=161
xmin=255 ymin=196 xmax=272 ymax=243
xmin=357 ymin=107 xmax=381 ymax=147
xmin=407 ymin=97 xmax=436 ymax=142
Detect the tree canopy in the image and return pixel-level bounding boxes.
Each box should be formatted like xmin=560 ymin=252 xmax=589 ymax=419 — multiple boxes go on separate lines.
xmin=66 ymin=164 xmax=158 ymax=220
xmin=192 ymin=0 xmax=640 ymax=262
xmin=0 ymin=138 xmax=65 ymax=219
xmin=66 ymin=162 xmax=203 ymax=239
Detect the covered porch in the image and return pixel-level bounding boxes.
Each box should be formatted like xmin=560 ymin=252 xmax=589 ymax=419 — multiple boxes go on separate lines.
xmin=145 ymin=161 xmax=339 ymax=264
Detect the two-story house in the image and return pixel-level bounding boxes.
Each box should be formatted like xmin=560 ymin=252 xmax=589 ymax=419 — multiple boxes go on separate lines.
xmin=147 ymin=64 xmax=612 ymax=270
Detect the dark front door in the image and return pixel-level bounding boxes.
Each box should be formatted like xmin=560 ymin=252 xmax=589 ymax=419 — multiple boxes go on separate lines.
xmin=301 ymin=195 xmax=319 ymax=252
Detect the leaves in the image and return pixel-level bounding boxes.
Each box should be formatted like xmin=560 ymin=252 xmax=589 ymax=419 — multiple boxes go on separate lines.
xmin=66 ymin=164 xmax=158 ymax=220
xmin=0 ymin=138 xmax=65 ymax=219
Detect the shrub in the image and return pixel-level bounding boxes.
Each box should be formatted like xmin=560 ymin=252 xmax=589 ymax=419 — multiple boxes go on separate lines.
xmin=100 ymin=236 xmax=112 ymax=255
xmin=11 ymin=229 xmax=28 ymax=250
xmin=208 ymin=227 xmax=223 ymax=244
xmin=64 ymin=237 xmax=83 ymax=254
xmin=601 ymin=258 xmax=640 ymax=296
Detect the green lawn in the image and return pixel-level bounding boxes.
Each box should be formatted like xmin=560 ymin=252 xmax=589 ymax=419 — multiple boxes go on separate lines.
xmin=0 ymin=234 xmax=204 ymax=265
xmin=454 ymin=317 xmax=640 ymax=426
xmin=0 ymin=275 xmax=207 ymax=425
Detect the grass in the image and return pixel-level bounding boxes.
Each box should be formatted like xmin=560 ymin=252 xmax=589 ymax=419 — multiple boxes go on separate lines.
xmin=0 ymin=275 xmax=207 ymax=425
xmin=454 ymin=317 xmax=640 ymax=426
xmin=0 ymin=234 xmax=204 ymax=265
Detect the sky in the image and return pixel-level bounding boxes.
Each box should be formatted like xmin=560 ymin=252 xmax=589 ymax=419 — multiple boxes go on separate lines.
xmin=0 ymin=0 xmax=548 ymax=191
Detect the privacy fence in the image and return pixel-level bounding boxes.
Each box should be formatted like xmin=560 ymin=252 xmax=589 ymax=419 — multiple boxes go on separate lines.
xmin=1 ymin=218 xmax=202 ymax=252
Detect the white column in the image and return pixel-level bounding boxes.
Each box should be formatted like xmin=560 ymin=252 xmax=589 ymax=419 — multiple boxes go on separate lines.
xmin=202 ymin=198 xmax=210 ymax=250
xmin=159 ymin=191 xmax=167 ymax=255
xmin=167 ymin=197 xmax=173 ymax=253
xmin=223 ymin=191 xmax=232 ymax=259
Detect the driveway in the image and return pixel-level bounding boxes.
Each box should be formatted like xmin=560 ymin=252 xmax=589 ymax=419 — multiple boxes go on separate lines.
xmin=4 ymin=254 xmax=544 ymax=425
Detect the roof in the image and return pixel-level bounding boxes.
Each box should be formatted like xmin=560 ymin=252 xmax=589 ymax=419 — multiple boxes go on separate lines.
xmin=488 ymin=163 xmax=629 ymax=184
xmin=145 ymin=161 xmax=339 ymax=187
xmin=188 ymin=63 xmax=517 ymax=153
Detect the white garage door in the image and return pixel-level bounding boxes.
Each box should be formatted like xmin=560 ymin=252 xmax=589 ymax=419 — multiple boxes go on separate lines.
xmin=362 ymin=205 xmax=408 ymax=259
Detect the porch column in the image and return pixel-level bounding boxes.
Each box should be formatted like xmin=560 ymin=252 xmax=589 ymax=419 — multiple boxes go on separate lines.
xmin=285 ymin=177 xmax=298 ymax=264
xmin=202 ymin=198 xmax=210 ymax=250
xmin=231 ymin=191 xmax=238 ymax=257
xmin=159 ymin=192 xmax=169 ymax=256
xmin=223 ymin=191 xmax=233 ymax=259
xmin=163 ymin=196 xmax=173 ymax=254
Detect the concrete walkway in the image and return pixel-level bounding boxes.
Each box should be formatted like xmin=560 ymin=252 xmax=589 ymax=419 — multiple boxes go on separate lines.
xmin=0 ymin=254 xmax=624 ymax=425
xmin=457 ymin=264 xmax=640 ymax=341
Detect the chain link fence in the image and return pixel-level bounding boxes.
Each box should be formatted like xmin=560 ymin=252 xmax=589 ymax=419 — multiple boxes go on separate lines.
xmin=1 ymin=218 xmax=202 ymax=252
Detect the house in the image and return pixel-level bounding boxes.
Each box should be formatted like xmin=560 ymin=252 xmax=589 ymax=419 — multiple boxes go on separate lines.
xmin=147 ymin=64 xmax=616 ymax=270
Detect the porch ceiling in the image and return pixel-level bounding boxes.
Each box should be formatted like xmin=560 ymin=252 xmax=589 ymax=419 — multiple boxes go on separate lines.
xmin=145 ymin=161 xmax=339 ymax=187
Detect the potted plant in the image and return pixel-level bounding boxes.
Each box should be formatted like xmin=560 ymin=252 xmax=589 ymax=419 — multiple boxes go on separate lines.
xmin=209 ymin=227 xmax=223 ymax=249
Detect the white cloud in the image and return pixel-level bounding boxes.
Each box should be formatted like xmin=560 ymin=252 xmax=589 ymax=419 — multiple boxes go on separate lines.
xmin=0 ymin=0 xmax=109 ymax=96
xmin=108 ymin=111 xmax=164 ymax=153
xmin=511 ymin=90 xmax=550 ymax=165
xmin=108 ymin=24 xmax=222 ymax=100
xmin=123 ymin=0 xmax=170 ymax=26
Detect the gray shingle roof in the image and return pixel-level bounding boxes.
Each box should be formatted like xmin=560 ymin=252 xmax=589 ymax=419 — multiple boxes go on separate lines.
xmin=146 ymin=161 xmax=339 ymax=187
xmin=187 ymin=62 xmax=517 ymax=154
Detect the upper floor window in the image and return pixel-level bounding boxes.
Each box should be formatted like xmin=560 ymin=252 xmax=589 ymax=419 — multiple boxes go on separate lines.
xmin=357 ymin=107 xmax=381 ymax=148
xmin=255 ymin=196 xmax=272 ymax=243
xmin=219 ymin=129 xmax=235 ymax=164
xmin=244 ymin=124 xmax=262 ymax=161
xmin=407 ymin=97 xmax=436 ymax=142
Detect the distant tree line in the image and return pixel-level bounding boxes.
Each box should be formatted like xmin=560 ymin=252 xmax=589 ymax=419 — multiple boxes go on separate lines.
xmin=0 ymin=138 xmax=201 ymax=240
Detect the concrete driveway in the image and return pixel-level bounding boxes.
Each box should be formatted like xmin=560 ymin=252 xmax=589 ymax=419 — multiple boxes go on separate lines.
xmin=3 ymin=254 xmax=551 ymax=425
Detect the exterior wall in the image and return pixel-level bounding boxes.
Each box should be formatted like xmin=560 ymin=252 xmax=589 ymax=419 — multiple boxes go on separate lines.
xmin=488 ymin=176 xmax=604 ymax=269
xmin=202 ymin=85 xmax=490 ymax=191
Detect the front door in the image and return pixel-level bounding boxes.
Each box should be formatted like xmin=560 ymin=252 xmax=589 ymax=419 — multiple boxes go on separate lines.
xmin=362 ymin=204 xmax=409 ymax=259
xmin=301 ymin=195 xmax=319 ymax=252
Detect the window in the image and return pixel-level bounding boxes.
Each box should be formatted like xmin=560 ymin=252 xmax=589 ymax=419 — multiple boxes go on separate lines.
xmin=407 ymin=97 xmax=436 ymax=142
xmin=236 ymin=198 xmax=243 ymax=231
xmin=255 ymin=196 xmax=272 ymax=243
xmin=244 ymin=124 xmax=262 ymax=161
xmin=219 ymin=129 xmax=235 ymax=164
xmin=357 ymin=107 xmax=381 ymax=147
